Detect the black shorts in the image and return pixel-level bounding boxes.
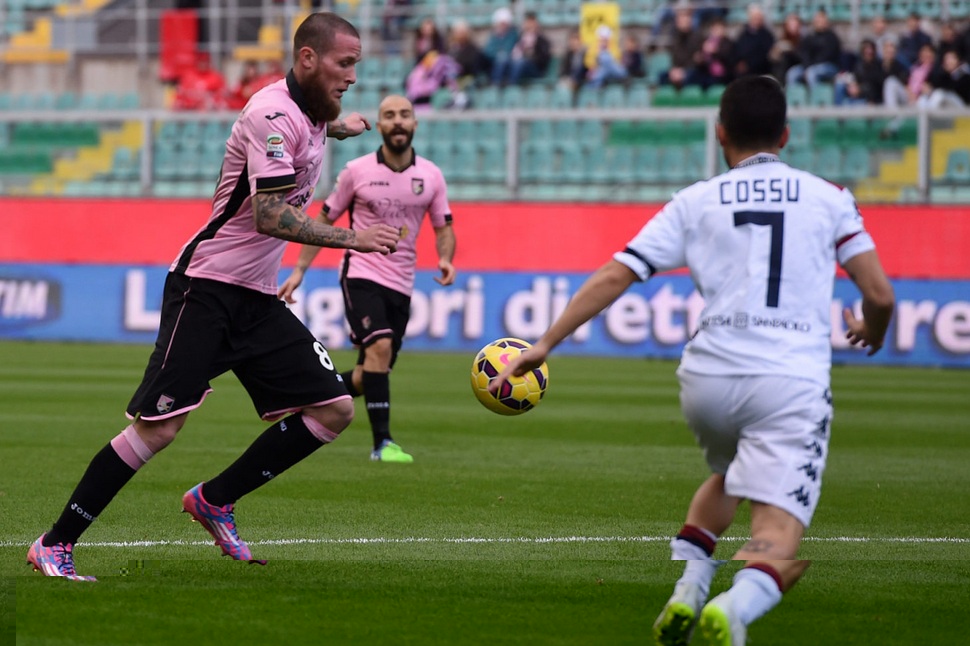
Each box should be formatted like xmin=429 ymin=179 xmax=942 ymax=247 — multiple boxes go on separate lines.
xmin=341 ymin=278 xmax=410 ymax=368
xmin=127 ymin=273 xmax=349 ymax=421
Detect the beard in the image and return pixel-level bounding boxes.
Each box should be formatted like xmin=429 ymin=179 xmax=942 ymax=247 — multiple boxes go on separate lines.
xmin=303 ymin=82 xmax=342 ymax=124
xmin=382 ymin=128 xmax=414 ymax=154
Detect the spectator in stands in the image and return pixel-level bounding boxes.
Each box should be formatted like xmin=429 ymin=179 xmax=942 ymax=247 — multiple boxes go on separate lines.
xmin=924 ymin=49 xmax=970 ymax=107
xmin=258 ymin=59 xmax=285 ymax=88
xmin=413 ymin=17 xmax=445 ymax=65
xmin=587 ymin=25 xmax=629 ymax=89
xmin=733 ymin=3 xmax=775 ymax=78
xmin=785 ymin=9 xmax=842 ymax=93
xmin=404 ymin=49 xmax=461 ymax=111
xmin=661 ymin=6 xmax=704 ymax=88
xmin=503 ymin=11 xmax=552 ymax=85
xmin=938 ymin=22 xmax=963 ymax=59
xmin=172 ymin=52 xmax=227 ymax=111
xmin=898 ymin=12 xmax=933 ymax=68
xmin=868 ymin=14 xmax=893 ymax=60
xmin=381 ymin=0 xmax=411 ymax=56
xmin=878 ymin=36 xmax=909 ymax=100
xmin=834 ymin=39 xmax=883 ymax=106
xmin=622 ymin=33 xmax=646 ymax=80
xmin=558 ymin=29 xmax=589 ymax=93
xmin=226 ymin=59 xmax=263 ymax=110
xmin=696 ymin=16 xmax=734 ymax=89
xmin=447 ymin=19 xmax=486 ymax=86
xmin=960 ymin=22 xmax=970 ymax=62
xmin=882 ymin=42 xmax=937 ymax=138
xmin=769 ymin=13 xmax=804 ymax=84
xmin=484 ymin=7 xmax=519 ymax=86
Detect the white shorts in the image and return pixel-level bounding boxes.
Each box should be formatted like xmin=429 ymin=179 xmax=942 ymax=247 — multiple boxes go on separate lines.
xmin=677 ymin=370 xmax=833 ymax=528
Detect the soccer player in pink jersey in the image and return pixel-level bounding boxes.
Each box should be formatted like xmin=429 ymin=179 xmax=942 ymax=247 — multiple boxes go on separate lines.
xmin=279 ymin=94 xmax=456 ymax=463
xmin=490 ymin=76 xmax=895 ymax=646
xmin=26 ymin=13 xmax=402 ymax=580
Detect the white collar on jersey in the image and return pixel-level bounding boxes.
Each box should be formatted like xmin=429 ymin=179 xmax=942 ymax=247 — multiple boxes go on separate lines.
xmin=732 ymin=153 xmax=781 ymax=169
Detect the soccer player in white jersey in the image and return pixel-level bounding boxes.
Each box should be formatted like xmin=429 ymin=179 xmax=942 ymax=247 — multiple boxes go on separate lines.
xmin=491 ymin=75 xmax=895 ymax=645
xmin=26 ymin=13 xmax=402 ymax=580
xmin=279 ymin=94 xmax=456 ymax=463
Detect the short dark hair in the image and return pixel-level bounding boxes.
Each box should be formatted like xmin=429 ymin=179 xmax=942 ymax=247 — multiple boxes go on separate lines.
xmin=293 ymin=12 xmax=359 ymax=55
xmin=719 ymin=75 xmax=787 ymax=150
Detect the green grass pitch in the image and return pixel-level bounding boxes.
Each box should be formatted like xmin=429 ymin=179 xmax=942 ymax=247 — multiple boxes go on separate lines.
xmin=2 ymin=340 xmax=969 ymax=645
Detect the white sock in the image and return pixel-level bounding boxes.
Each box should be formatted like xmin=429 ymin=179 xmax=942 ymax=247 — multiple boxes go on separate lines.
xmin=675 ymin=558 xmax=723 ymax=602
xmin=728 ymin=567 xmax=783 ymax=625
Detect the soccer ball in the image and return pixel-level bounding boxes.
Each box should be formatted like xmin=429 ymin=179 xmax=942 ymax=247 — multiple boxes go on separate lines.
xmin=470 ymin=337 xmax=549 ymax=415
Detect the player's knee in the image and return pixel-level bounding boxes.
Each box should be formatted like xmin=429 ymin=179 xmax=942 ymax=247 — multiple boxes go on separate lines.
xmin=366 ymin=338 xmax=394 ymax=364
xmin=304 ymin=399 xmax=354 ymax=436
xmin=134 ymin=416 xmax=185 ymax=452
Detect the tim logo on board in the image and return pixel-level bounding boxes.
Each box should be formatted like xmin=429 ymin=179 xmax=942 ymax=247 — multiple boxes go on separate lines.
xmin=0 ymin=276 xmax=61 ymax=328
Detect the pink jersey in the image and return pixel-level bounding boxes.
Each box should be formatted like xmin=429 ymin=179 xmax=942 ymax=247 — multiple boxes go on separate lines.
xmin=325 ymin=148 xmax=451 ymax=296
xmin=171 ymin=72 xmax=327 ymax=294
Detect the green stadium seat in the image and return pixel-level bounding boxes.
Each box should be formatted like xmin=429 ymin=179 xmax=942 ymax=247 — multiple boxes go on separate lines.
xmin=786 ymin=83 xmax=808 ymax=107
xmin=571 ymin=85 xmax=597 ymax=110
xmin=943 ymin=148 xmax=970 ymax=182
xmin=500 ymin=85 xmax=525 ymax=109
xmin=601 ymin=84 xmax=626 ymax=109
xmin=626 ymin=82 xmax=651 ymax=108
xmin=809 ymin=83 xmax=835 ymax=106
xmin=813 ymin=118 xmax=840 ymax=145
xmin=651 ymin=85 xmax=678 ymax=107
xmin=842 ymin=146 xmax=872 ymax=182
xmin=634 ymin=145 xmax=663 ymax=183
xmin=524 ymin=84 xmax=551 ymax=109
xmin=788 ymin=118 xmax=811 ymax=147
xmin=814 ymin=146 xmax=844 ymax=181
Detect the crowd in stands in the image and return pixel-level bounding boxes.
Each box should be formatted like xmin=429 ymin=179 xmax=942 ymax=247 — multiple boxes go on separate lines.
xmin=166 ymin=3 xmax=970 ymax=117
xmin=170 ymin=55 xmax=284 ymax=111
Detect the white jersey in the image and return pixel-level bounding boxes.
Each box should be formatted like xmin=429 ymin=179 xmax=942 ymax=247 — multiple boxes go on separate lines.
xmin=614 ymin=153 xmax=875 ymax=386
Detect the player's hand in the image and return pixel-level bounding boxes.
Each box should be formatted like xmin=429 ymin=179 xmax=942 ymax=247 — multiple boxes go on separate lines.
xmin=843 ymin=307 xmax=883 ymax=356
xmin=278 ymin=268 xmax=305 ymax=304
xmin=488 ymin=345 xmax=549 ymax=396
xmin=435 ymin=260 xmax=456 ymax=286
xmin=354 ymin=223 xmax=399 ymax=254
xmin=340 ymin=112 xmax=371 ymax=137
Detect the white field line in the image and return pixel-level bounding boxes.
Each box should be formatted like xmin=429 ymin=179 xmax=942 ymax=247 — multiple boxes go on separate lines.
xmin=3 ymin=535 xmax=969 ymax=549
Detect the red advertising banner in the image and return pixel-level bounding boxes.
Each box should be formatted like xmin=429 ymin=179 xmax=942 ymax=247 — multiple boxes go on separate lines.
xmin=1 ymin=198 xmax=968 ymax=278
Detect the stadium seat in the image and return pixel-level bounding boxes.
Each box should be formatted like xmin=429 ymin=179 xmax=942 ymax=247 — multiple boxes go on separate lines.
xmin=785 ymin=83 xmax=808 ymax=107
xmin=842 ymin=146 xmax=872 ymax=182
xmin=601 ymin=84 xmax=626 ymax=109
xmin=813 ymin=118 xmax=841 ymax=145
xmin=814 ymin=146 xmax=844 ymax=181
xmin=944 ymin=148 xmax=970 ymax=182
xmin=500 ymin=85 xmax=525 ymax=109
xmin=651 ymin=85 xmax=678 ymax=107
xmin=809 ymin=83 xmax=835 ymax=106
xmin=626 ymin=82 xmax=651 ymax=108
xmin=524 ymin=84 xmax=551 ymax=109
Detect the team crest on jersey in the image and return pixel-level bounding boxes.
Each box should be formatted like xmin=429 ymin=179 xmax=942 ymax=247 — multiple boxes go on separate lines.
xmin=266 ymin=133 xmax=284 ymax=159
xmin=156 ymin=394 xmax=175 ymax=414
xmin=411 ymin=178 xmax=424 ymax=195
xmin=362 ymin=315 xmax=372 ymax=330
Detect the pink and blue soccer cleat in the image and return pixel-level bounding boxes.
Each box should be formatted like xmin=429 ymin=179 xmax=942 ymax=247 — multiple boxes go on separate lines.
xmin=182 ymin=483 xmax=266 ymax=565
xmin=27 ymin=534 xmax=97 ymax=581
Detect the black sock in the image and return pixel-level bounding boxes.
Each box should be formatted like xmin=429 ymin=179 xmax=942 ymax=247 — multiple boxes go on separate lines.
xmin=363 ymin=371 xmax=391 ymax=450
xmin=340 ymin=369 xmax=360 ymax=398
xmin=44 ymin=443 xmax=138 ymax=546
xmin=202 ymin=414 xmax=324 ymax=507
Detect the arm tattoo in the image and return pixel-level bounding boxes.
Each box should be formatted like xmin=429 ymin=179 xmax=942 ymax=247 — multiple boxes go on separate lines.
xmin=740 ymin=539 xmax=775 ymax=554
xmin=254 ymin=192 xmax=357 ymax=248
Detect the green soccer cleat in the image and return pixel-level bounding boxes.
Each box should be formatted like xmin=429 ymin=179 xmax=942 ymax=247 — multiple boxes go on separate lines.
xmin=653 ymin=582 xmax=703 ymax=646
xmin=695 ymin=593 xmax=746 ymax=646
xmin=370 ymin=440 xmax=414 ymax=463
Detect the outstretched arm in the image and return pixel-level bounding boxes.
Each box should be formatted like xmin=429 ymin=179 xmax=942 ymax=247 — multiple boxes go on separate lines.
xmin=327 ymin=112 xmax=371 ymax=140
xmin=841 ymin=250 xmax=895 ymax=355
xmin=253 ymin=191 xmax=397 ymax=251
xmin=490 ymin=259 xmax=638 ymax=392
